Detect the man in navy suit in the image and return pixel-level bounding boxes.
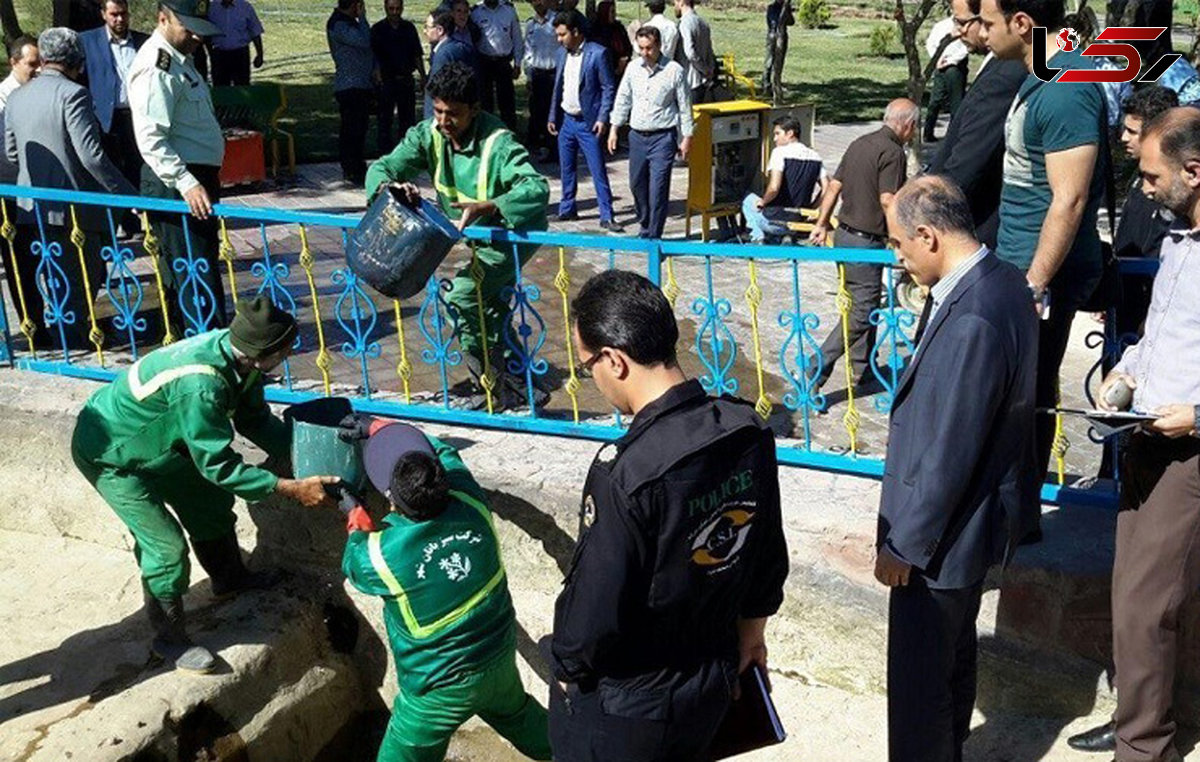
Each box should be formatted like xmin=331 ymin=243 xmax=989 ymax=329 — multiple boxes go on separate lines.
xmin=874 ymin=176 xmax=1038 ymax=762
xmin=80 ymin=0 xmax=148 ymax=199
xmin=424 ymin=10 xmax=477 ymax=120
xmin=548 ymin=9 xmax=620 ymax=232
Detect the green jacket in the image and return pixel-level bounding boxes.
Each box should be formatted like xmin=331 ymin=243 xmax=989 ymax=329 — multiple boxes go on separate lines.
xmin=343 ymin=435 xmax=516 ymax=696
xmin=73 ymin=330 xmax=288 ymax=500
xmin=364 ymin=113 xmax=549 ymax=232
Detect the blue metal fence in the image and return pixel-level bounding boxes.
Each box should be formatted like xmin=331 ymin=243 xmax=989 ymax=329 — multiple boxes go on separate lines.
xmin=0 ymin=183 xmax=1125 ymax=508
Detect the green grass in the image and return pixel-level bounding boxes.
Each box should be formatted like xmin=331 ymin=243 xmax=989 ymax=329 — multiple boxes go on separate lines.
xmin=4 ymin=0 xmax=1192 ymax=161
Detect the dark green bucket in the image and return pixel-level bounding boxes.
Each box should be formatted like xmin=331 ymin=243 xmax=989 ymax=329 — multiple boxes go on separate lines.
xmin=287 ymin=398 xmax=366 ymax=490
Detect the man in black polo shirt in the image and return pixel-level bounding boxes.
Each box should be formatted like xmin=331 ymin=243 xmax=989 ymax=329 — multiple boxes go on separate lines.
xmin=549 ymin=270 xmax=789 ymax=762
xmin=371 ymin=0 xmax=426 ymax=153
xmin=809 ymin=98 xmax=917 ymax=392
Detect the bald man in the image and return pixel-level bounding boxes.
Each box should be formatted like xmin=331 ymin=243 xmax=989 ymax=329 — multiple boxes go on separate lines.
xmin=876 ymin=175 xmax=1037 ymax=762
xmin=809 ymin=98 xmax=918 ymax=397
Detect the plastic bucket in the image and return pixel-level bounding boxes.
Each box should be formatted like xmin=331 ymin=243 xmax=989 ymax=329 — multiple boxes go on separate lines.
xmin=286 ymin=397 xmax=366 ymax=490
xmin=346 ymin=187 xmax=462 ymax=300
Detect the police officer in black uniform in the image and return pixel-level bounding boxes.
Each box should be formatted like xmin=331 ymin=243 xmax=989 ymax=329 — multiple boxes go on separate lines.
xmin=548 ymin=270 xmax=790 ymax=761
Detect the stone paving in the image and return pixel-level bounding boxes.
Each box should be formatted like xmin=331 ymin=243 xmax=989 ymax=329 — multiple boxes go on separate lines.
xmin=0 ymin=120 xmax=1106 ymax=479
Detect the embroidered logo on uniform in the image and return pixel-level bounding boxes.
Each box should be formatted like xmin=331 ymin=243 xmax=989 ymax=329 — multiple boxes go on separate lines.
xmin=196 ymin=0 xmax=210 ymax=15
xmin=690 ymin=503 xmax=755 ymax=569
xmin=415 ymin=531 xmax=483 ymax=582
xmin=582 ymin=495 xmax=597 ymax=528
xmin=156 ymin=49 xmax=171 ymax=72
xmin=594 ymin=443 xmax=617 ymax=465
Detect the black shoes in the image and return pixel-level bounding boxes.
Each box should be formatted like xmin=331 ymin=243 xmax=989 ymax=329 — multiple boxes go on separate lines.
xmin=551 ymin=211 xmax=579 ymax=223
xmin=143 ymin=583 xmax=215 ymax=674
xmin=600 ymin=219 xmax=625 ymax=234
xmin=1066 ymin=721 xmax=1116 ymax=753
xmin=192 ymin=533 xmax=281 ymax=600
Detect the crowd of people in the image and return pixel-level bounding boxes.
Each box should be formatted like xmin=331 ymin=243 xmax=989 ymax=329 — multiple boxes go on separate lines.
xmin=4 ymin=0 xmax=1200 ymax=760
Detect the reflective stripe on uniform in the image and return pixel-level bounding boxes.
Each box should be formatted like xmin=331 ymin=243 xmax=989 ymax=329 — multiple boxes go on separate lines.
xmin=365 ymin=488 xmax=506 ymax=640
xmin=128 ymin=359 xmax=222 ymax=401
xmin=430 ymin=123 xmax=506 ymax=204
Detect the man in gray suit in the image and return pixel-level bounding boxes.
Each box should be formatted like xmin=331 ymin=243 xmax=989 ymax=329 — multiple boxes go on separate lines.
xmin=5 ymin=28 xmax=135 ymax=351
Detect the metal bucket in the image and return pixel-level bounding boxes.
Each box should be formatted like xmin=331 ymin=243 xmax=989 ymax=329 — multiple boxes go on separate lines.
xmin=346 ymin=187 xmax=462 ymax=300
xmin=286 ymin=397 xmax=366 ymax=490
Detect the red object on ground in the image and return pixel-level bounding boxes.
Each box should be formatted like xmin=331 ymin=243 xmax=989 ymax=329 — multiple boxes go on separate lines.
xmin=219 ymin=129 xmax=266 ymax=188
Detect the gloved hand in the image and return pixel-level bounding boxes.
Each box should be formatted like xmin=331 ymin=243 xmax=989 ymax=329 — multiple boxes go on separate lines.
xmin=337 ymin=484 xmax=364 ymax=515
xmin=337 ymin=413 xmax=374 ymax=442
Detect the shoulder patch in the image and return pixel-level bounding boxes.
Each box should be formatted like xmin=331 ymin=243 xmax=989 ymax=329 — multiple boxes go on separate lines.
xmin=594 ymin=442 xmax=618 ymax=465
xmin=156 ymin=49 xmax=171 ymax=72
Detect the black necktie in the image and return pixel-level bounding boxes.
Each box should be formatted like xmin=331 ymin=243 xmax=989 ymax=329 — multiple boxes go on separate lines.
xmin=914 ymin=295 xmax=934 ymax=346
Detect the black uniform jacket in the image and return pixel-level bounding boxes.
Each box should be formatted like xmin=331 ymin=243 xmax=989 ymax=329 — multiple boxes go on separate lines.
xmin=550 ymin=380 xmax=789 ymax=690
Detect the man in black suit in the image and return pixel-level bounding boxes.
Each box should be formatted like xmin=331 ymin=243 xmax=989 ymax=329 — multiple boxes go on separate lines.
xmin=926 ymin=0 xmax=1026 ymax=249
xmin=875 ymin=176 xmax=1038 ymax=762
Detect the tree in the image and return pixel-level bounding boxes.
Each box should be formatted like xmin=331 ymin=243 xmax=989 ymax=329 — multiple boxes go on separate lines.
xmin=0 ymin=0 xmax=23 ymax=45
xmin=893 ymin=0 xmax=951 ymax=162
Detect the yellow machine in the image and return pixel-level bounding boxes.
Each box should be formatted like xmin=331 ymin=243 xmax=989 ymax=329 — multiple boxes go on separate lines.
xmin=686 ymin=100 xmax=772 ymax=242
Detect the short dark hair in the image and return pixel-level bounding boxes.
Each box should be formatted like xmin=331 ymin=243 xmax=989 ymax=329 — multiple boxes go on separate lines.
xmin=390 ymin=451 xmax=450 ymax=520
xmin=772 ymin=114 xmax=803 ymax=137
xmin=553 ymin=9 xmax=585 ymax=31
xmin=430 ymin=10 xmax=454 ymax=34
xmin=7 ymin=35 xmax=36 ymax=62
xmin=966 ymin=0 xmax=981 ymax=14
xmin=337 ymin=0 xmax=359 ymax=10
xmin=893 ymin=176 xmax=976 ymax=238
xmin=996 ymin=0 xmax=1064 ymax=30
xmin=1123 ymin=85 xmax=1179 ymax=123
xmin=634 ymin=24 xmax=661 ymax=46
xmin=573 ymin=270 xmax=678 ymax=366
xmin=646 ymin=0 xmax=666 ymax=12
xmin=1143 ymin=107 xmax=1200 ymax=167
xmin=426 ymin=61 xmax=479 ymax=105
xmin=103 ymin=0 xmax=130 ymax=9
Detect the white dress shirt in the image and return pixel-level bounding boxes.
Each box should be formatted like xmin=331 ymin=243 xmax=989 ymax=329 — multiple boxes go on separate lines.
xmin=472 ymin=1 xmax=524 ymax=62
xmin=561 ymin=47 xmax=585 ymax=116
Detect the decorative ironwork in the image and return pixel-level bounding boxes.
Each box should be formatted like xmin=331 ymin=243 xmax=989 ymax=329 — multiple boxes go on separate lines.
xmin=744 ymin=259 xmax=772 ymax=420
xmin=1 ymin=199 xmax=37 ymax=353
xmin=251 ymin=223 xmax=299 ymax=388
xmin=68 ymin=206 xmax=105 ymax=364
xmin=173 ymin=215 xmax=219 ymax=337
xmin=555 ymin=245 xmax=581 ymax=423
xmin=31 ymin=202 xmax=74 ymax=358
xmin=298 ymin=224 xmax=331 ymax=396
xmin=99 ymin=208 xmax=147 ymax=358
xmin=868 ymin=268 xmax=917 ymax=414
xmin=501 ymin=243 xmax=548 ymax=413
xmin=333 ymin=265 xmax=381 ymax=395
xmin=469 ymin=242 xmax=496 ymax=414
xmin=393 ymin=300 xmax=413 ymax=403
xmin=141 ymin=211 xmax=175 ymax=345
xmin=219 ymin=218 xmax=240 ymax=306
xmin=692 ymin=256 xmax=738 ymax=396
xmin=778 ymin=260 xmax=826 ymax=448
xmin=835 ymin=263 xmax=861 ymax=453
xmin=418 ymin=275 xmax=462 ymax=408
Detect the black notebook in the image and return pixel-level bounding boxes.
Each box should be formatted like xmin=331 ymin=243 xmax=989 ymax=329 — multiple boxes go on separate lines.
xmin=710 ymin=664 xmax=787 ymax=760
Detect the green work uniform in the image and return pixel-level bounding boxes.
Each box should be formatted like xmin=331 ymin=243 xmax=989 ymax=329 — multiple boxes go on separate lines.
xmin=71 ymin=329 xmax=288 ymax=599
xmin=342 ymin=435 xmax=550 ymax=762
xmin=364 ymin=114 xmax=549 ymax=365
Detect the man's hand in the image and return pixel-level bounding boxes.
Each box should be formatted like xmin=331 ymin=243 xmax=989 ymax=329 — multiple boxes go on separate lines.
xmin=607 ymin=128 xmax=619 ymax=155
xmin=679 ymin=135 xmax=692 ymax=161
xmin=276 ymin=475 xmax=340 ymax=508
xmin=592 ymin=121 xmax=606 ymax=136
xmin=808 ymin=223 xmax=829 ymax=246
xmin=547 ymin=121 xmax=558 ymax=137
xmin=450 ymin=200 xmax=498 ymax=231
xmin=1097 ymin=371 xmax=1137 ymax=412
xmin=389 ymin=182 xmax=422 ymax=206
xmin=253 ymin=53 xmax=264 ymax=69
xmin=1150 ymin=404 xmax=1198 ymax=438
xmin=337 ymin=413 xmax=374 ymax=442
xmin=874 ymin=545 xmax=912 ymax=587
xmin=734 ymin=617 xmax=770 ymax=700
xmin=182 ymin=185 xmax=213 ymax=220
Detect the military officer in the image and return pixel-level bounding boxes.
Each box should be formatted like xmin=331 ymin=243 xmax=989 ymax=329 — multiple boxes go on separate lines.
xmin=128 ymin=0 xmax=229 ymax=336
xmin=72 ymin=297 xmax=339 ymax=673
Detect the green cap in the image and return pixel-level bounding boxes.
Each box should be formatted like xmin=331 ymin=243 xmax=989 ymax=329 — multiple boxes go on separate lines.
xmin=229 ymin=296 xmax=298 ymax=359
xmin=160 ymin=0 xmax=222 ymax=37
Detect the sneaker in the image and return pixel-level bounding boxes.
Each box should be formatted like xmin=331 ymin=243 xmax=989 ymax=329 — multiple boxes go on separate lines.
xmin=600 ymin=219 xmax=625 ymax=234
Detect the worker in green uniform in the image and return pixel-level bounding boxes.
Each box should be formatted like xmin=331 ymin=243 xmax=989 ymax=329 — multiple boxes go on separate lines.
xmin=365 ymin=61 xmax=551 ymax=411
xmin=336 ymin=414 xmax=552 ymax=762
xmin=71 ymin=297 xmax=339 ymax=673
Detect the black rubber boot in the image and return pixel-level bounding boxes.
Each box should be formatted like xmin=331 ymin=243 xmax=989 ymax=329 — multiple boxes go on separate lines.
xmin=143 ymin=583 xmax=215 ymax=674
xmin=192 ymin=533 xmax=281 ymax=600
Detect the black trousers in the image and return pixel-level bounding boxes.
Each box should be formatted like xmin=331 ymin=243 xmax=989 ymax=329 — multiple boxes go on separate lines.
xmin=548 ymin=660 xmax=734 ymax=762
xmin=479 ymin=54 xmax=517 ymax=128
xmin=816 ymin=228 xmax=886 ymax=387
xmin=888 ymin=578 xmax=983 ymax=762
xmin=141 ymin=164 xmax=228 ymax=335
xmin=1032 ymin=281 xmax=1095 ymax=488
xmin=527 ymin=68 xmax=556 ymax=157
xmin=335 ymin=88 xmax=373 ymax=184
xmin=925 ymin=62 xmax=967 ymax=140
xmin=377 ymin=75 xmax=417 ymax=154
xmin=102 ymin=108 xmax=144 ymax=232
xmin=7 ymin=223 xmax=107 ymax=351
xmin=210 ymin=46 xmax=251 ymax=86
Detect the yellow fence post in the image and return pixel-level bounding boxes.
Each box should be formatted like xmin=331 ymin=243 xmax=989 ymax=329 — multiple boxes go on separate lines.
xmin=835 ymin=263 xmax=861 ymax=453
xmin=554 ymin=245 xmax=581 ymax=423
xmin=745 ymin=259 xmax=772 ymax=420
xmin=68 ymin=205 xmax=105 ymax=365
xmin=469 ymin=242 xmax=496 ymax=414
xmin=392 ymin=299 xmax=413 ymax=404
xmin=141 ymin=211 xmax=175 ymax=346
xmin=297 ymin=224 xmax=332 ymax=396
xmin=218 ymin=218 xmax=240 ymax=307
xmin=1 ymin=199 xmax=38 ymax=354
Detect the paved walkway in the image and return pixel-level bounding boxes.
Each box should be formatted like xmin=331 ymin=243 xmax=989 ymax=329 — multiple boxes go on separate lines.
xmin=0 ymin=120 xmax=1107 ymax=479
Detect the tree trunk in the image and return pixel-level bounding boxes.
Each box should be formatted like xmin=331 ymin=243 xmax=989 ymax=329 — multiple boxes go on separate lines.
xmin=895 ymin=0 xmax=948 ymax=164
xmin=0 ymin=0 xmax=22 ymax=45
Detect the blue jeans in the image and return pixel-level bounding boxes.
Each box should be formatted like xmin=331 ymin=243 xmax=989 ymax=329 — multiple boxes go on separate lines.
xmin=559 ymin=113 xmax=614 ymax=221
xmin=628 ymin=128 xmax=675 ymax=238
xmin=741 ymin=194 xmax=793 ymax=242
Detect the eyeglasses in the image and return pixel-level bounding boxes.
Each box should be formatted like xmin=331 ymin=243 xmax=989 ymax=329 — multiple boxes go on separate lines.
xmin=952 ymin=14 xmax=981 ymax=27
xmin=578 ymin=350 xmax=605 ymax=378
